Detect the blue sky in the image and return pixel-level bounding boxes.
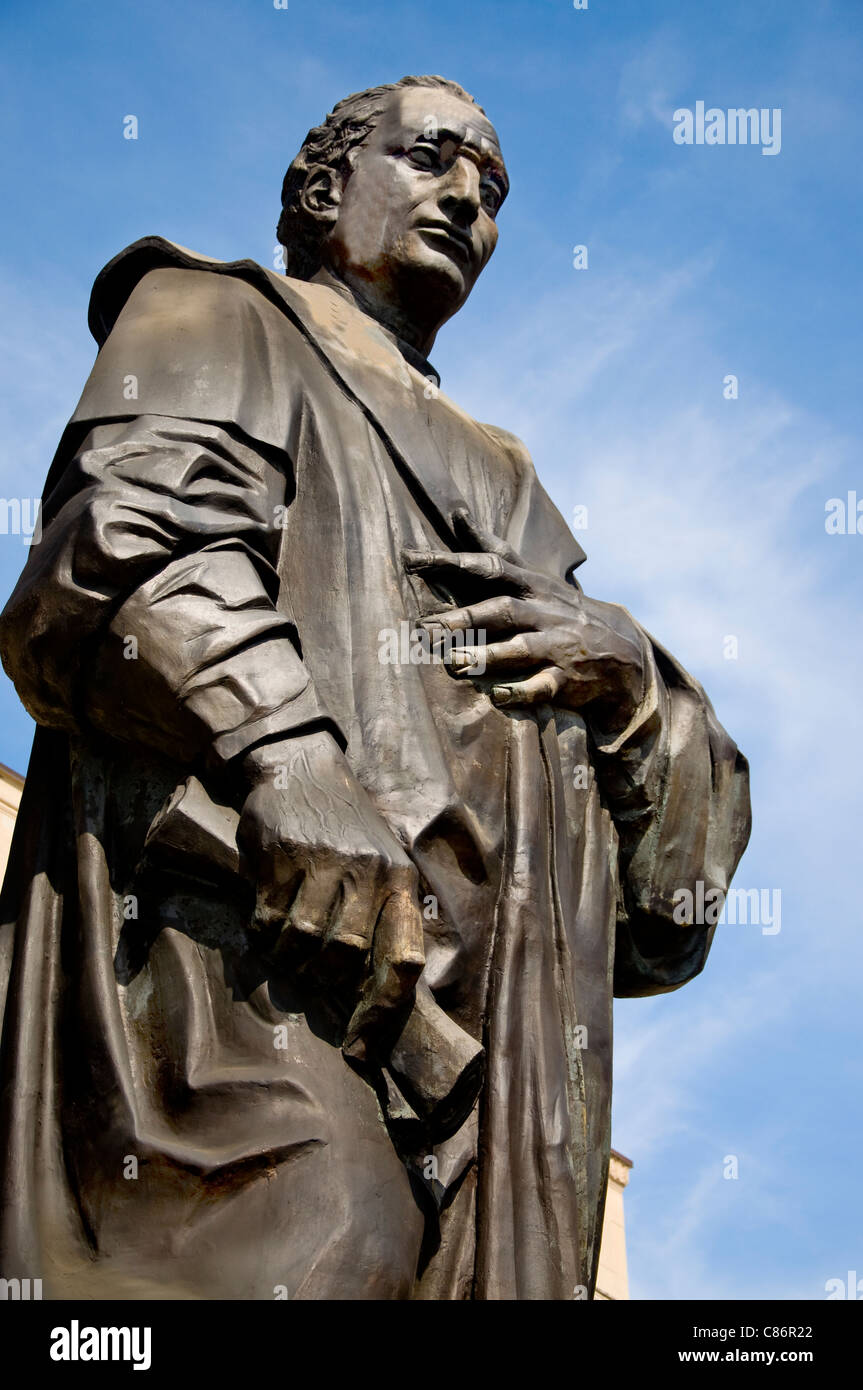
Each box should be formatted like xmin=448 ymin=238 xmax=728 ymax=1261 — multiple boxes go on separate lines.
xmin=1 ymin=0 xmax=861 ymax=1299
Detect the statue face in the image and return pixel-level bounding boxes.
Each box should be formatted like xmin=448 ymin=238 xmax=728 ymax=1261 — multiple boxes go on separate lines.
xmin=321 ymin=87 xmax=508 ymax=339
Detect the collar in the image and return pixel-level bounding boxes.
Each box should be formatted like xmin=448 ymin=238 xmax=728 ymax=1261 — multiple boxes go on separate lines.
xmin=308 ymin=270 xmax=441 ymax=388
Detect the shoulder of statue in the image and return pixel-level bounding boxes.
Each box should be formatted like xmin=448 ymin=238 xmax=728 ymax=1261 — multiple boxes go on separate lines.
xmin=70 ymin=238 xmax=316 ymax=454
xmin=476 ymin=421 xmax=588 ymax=574
xmin=87 ymin=235 xmax=294 ymax=346
xmin=476 ymin=421 xmax=535 ymax=474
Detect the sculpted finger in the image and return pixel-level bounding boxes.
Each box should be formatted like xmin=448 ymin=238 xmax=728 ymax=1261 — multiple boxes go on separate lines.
xmin=403 ymin=548 xmax=530 ymax=591
xmin=270 ymin=866 xmax=342 ymax=965
xmin=422 ymin=594 xmax=536 ymax=635
xmin=448 ymin=630 xmax=547 ymax=675
xmin=311 ymin=877 xmax=377 ymax=993
xmin=342 ymin=888 xmax=425 ymax=1064
xmin=451 ymin=508 xmax=526 ymax=566
xmin=490 ymin=666 xmax=567 ymax=707
xmin=404 ymin=547 xmax=503 ymax=578
xmin=325 ymin=872 xmax=376 ymax=956
xmin=251 ymin=858 xmax=303 ymax=937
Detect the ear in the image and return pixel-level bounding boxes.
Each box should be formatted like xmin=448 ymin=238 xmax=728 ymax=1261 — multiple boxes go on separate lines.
xmin=300 ymin=167 xmax=342 ymax=221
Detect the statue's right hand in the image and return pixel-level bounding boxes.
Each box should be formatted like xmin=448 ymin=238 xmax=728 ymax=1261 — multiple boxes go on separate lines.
xmin=236 ymin=729 xmax=425 ymax=1062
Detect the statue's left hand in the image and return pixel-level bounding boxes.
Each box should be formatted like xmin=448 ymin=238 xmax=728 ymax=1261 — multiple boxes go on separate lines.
xmin=403 ymin=517 xmax=645 ymax=732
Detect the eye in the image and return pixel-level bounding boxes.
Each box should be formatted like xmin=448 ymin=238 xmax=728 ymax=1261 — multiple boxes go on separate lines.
xmin=480 ymin=180 xmax=504 ymax=215
xmin=407 ymin=143 xmax=441 ymax=171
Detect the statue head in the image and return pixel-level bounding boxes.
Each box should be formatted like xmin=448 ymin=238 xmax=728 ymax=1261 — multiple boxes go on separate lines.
xmin=277 ymin=75 xmax=508 ymax=353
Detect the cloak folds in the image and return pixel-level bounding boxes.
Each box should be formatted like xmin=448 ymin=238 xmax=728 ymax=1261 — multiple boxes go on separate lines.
xmin=0 ymin=238 xmax=751 ymax=1300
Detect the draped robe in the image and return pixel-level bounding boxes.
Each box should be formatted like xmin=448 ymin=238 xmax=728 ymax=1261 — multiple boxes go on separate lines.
xmin=0 ymin=238 xmax=751 ymax=1300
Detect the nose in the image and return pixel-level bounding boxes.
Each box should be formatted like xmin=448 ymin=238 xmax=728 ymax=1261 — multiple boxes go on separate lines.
xmin=439 ymin=155 xmax=481 ymax=226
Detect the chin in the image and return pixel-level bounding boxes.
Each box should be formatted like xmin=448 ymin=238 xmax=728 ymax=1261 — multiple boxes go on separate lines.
xmin=399 ymin=249 xmax=468 ymax=314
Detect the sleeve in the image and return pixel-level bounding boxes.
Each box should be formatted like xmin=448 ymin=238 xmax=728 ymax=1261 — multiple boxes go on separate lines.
xmin=589 ymin=633 xmax=751 ymax=997
xmin=0 ymin=273 xmax=345 ymax=782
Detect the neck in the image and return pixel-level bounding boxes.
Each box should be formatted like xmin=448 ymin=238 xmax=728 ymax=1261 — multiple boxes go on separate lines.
xmin=309 ymin=264 xmax=439 ymax=360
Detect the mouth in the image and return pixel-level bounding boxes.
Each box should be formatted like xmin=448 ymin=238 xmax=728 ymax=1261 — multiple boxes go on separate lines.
xmin=415 ymin=222 xmax=474 ymax=266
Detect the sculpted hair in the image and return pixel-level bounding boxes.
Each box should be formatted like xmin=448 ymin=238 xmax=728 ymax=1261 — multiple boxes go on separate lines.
xmin=277 ymin=75 xmax=484 ymax=281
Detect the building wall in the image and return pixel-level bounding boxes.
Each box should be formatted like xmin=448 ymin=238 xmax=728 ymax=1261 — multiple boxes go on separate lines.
xmin=595 ymin=1149 xmax=633 ymax=1299
xmin=0 ymin=761 xmax=23 ymax=882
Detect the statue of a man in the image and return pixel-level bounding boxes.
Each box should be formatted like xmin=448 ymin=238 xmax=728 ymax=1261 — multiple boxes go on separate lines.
xmin=0 ymin=75 xmax=750 ymax=1300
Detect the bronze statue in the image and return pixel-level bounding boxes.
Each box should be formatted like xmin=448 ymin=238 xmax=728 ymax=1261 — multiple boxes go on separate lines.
xmin=0 ymin=75 xmax=750 ymax=1300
